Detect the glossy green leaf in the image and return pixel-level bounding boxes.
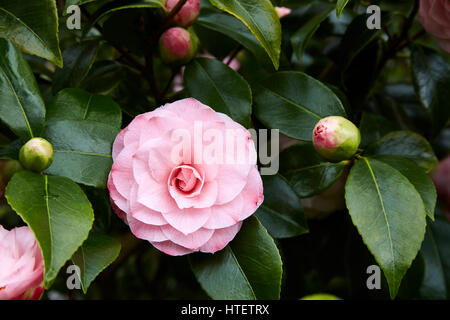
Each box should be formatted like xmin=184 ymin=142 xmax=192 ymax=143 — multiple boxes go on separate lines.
xmin=374 ymin=155 xmax=437 ymax=220
xmin=72 ymin=232 xmax=121 ymax=293
xmin=336 ymin=0 xmax=350 ymax=18
xmin=52 ymin=40 xmax=99 ymax=94
xmin=209 ymin=0 xmax=281 ymax=69
xmin=0 ymin=140 xmax=21 ymax=160
xmin=184 ymin=58 xmax=252 ymax=127
xmin=5 ymin=171 xmax=94 ymax=287
xmin=0 ymin=0 xmax=62 ymax=66
xmin=359 ymin=112 xmax=397 ymax=148
xmin=91 ymin=0 xmax=166 ymax=26
xmin=44 ymin=120 xmax=119 ymax=188
xmin=339 ymin=14 xmax=381 ymax=75
xmin=190 ymin=216 xmax=282 ymax=299
xmin=291 ymin=7 xmax=333 ymax=61
xmin=195 ymin=7 xmax=272 ymax=67
xmin=254 ymin=71 xmax=346 ymax=141
xmin=47 ymin=88 xmax=122 ymax=128
xmin=65 ymin=0 xmax=98 ymax=9
xmin=280 ymin=143 xmax=348 ymax=198
xmin=420 ymin=217 xmax=450 ymax=299
xmin=366 ymin=131 xmax=438 ymax=172
xmin=0 ymin=39 xmax=45 ymax=141
xmin=255 ymin=174 xmax=308 ymax=239
xmin=345 ymin=157 xmax=427 ymax=298
xmin=80 ymin=61 xmax=126 ymax=95
xmin=411 ymin=45 xmax=450 ymax=133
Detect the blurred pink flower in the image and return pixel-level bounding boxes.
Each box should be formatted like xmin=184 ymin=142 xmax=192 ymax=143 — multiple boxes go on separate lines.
xmin=432 ymin=156 xmax=450 ymax=220
xmin=419 ymin=0 xmax=450 ymax=53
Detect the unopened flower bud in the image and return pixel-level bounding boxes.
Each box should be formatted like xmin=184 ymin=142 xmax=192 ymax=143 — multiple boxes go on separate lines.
xmin=275 ymin=6 xmax=291 ymax=19
xmin=159 ymin=27 xmax=198 ymax=65
xmin=19 ymin=138 xmax=54 ymax=172
xmin=312 ymin=116 xmax=361 ymax=162
xmin=165 ymin=0 xmax=200 ymax=27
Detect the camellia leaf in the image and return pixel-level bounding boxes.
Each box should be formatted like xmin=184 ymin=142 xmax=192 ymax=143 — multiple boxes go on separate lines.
xmin=420 ymin=217 xmax=450 ymax=299
xmin=254 ymin=71 xmax=346 ymax=141
xmin=184 ymin=58 xmax=252 ymax=127
xmin=0 ymin=0 xmax=62 ymax=66
xmin=195 ymin=7 xmax=272 ymax=67
xmin=373 ymin=155 xmax=437 ymax=220
xmin=255 ymin=174 xmax=308 ymax=239
xmin=5 ymin=171 xmax=94 ymax=287
xmin=0 ymin=140 xmax=21 ymax=160
xmin=336 ymin=0 xmax=350 ymax=18
xmin=338 ymin=14 xmax=381 ymax=75
xmin=280 ymin=143 xmax=348 ymax=198
xmin=411 ymin=45 xmax=450 ymax=133
xmin=345 ymin=157 xmax=427 ymax=298
xmin=0 ymin=39 xmax=45 ymax=141
xmin=208 ymin=0 xmax=281 ymax=69
xmin=65 ymin=0 xmax=99 ymax=9
xmin=359 ymin=112 xmax=397 ymax=148
xmin=44 ymin=120 xmax=119 ymax=188
xmin=366 ymin=131 xmax=438 ymax=172
xmin=90 ymin=0 xmax=167 ymax=26
xmin=52 ymin=40 xmax=99 ymax=94
xmin=72 ymin=232 xmax=121 ymax=294
xmin=47 ymin=88 xmax=122 ymax=128
xmin=291 ymin=6 xmax=333 ymax=61
xmin=190 ymin=216 xmax=282 ymax=299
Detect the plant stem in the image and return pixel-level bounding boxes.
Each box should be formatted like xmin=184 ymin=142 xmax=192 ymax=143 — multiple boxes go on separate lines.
xmin=226 ymin=45 xmax=243 ymax=66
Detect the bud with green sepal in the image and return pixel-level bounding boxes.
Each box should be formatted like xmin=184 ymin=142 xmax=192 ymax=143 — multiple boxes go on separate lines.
xmin=159 ymin=27 xmax=198 ymax=65
xmin=312 ymin=116 xmax=361 ymax=162
xmin=19 ymin=138 xmax=54 ymax=172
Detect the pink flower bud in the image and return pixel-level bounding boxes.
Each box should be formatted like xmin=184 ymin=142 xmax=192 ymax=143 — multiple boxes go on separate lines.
xmin=0 ymin=226 xmax=44 ymax=300
xmin=165 ymin=0 xmax=200 ymax=27
xmin=275 ymin=6 xmax=291 ymax=19
xmin=159 ymin=27 xmax=198 ymax=65
xmin=312 ymin=116 xmax=361 ymax=162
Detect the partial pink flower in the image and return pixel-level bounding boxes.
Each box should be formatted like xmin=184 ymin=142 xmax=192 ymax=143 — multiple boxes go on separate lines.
xmin=108 ymin=98 xmax=263 ymax=256
xmin=276 ymin=6 xmax=291 ymax=19
xmin=0 ymin=226 xmax=44 ymax=300
xmin=165 ymin=0 xmax=200 ymax=27
xmin=419 ymin=0 xmax=450 ymax=53
xmin=432 ymin=156 xmax=450 ymax=220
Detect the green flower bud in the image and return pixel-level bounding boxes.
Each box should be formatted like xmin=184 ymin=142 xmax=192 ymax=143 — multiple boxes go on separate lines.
xmin=312 ymin=116 xmax=361 ymax=162
xmin=19 ymin=138 xmax=54 ymax=172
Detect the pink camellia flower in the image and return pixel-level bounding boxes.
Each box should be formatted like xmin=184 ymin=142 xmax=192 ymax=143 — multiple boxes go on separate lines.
xmin=419 ymin=0 xmax=450 ymax=53
xmin=165 ymin=0 xmax=200 ymax=27
xmin=108 ymin=98 xmax=263 ymax=256
xmin=432 ymin=156 xmax=450 ymax=220
xmin=275 ymin=6 xmax=292 ymax=19
xmin=159 ymin=27 xmax=198 ymax=65
xmin=0 ymin=226 xmax=44 ymax=300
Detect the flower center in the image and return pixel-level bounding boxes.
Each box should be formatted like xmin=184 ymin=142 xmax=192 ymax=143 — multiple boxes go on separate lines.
xmin=168 ymin=165 xmax=203 ymax=197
